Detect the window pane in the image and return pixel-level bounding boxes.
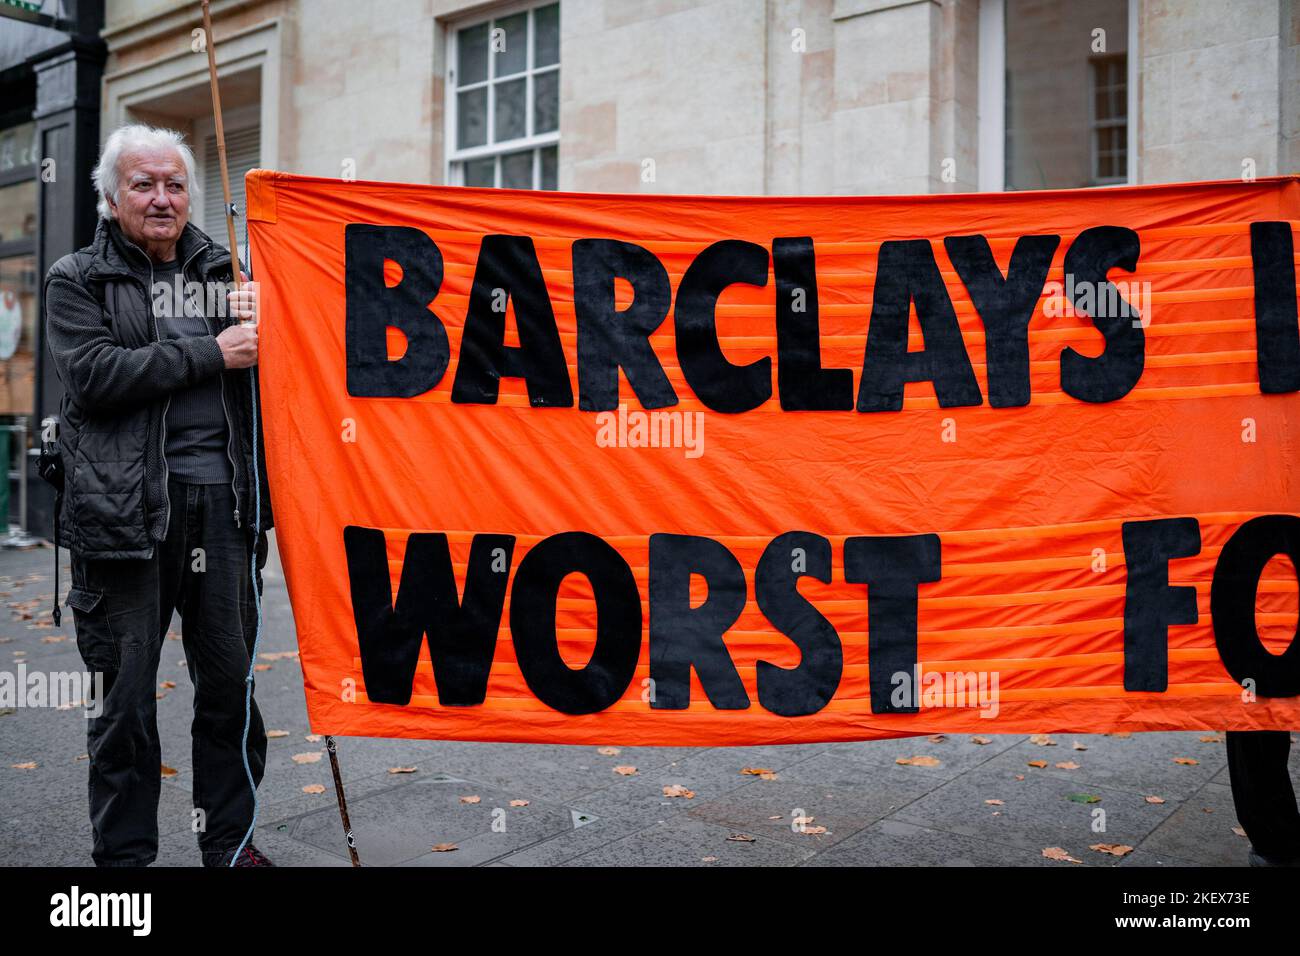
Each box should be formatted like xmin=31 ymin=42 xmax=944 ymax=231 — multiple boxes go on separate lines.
xmin=540 ymin=145 xmax=557 ymax=190
xmin=0 ymin=254 xmax=37 ymax=416
xmin=494 ymin=12 xmax=528 ymax=77
xmin=500 ymin=150 xmax=533 ymax=189
xmin=1004 ymin=0 xmax=1127 ymax=189
xmin=493 ymin=77 xmax=527 ymax=142
xmin=0 ymin=179 xmax=37 ymax=245
xmin=534 ymin=3 xmax=560 ymax=68
xmin=457 ymin=22 xmax=488 ymax=86
xmin=463 ymin=157 xmax=495 ymax=187
xmin=534 ymin=69 xmax=559 ymax=134
xmin=457 ymin=87 xmax=488 ymax=148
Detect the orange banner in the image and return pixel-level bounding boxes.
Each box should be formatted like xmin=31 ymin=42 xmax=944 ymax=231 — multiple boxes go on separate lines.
xmin=247 ymin=170 xmax=1300 ymax=744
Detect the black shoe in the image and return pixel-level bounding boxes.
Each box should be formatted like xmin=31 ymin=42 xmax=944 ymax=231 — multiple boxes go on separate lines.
xmin=1248 ymin=847 xmax=1300 ymax=867
xmin=209 ymin=843 xmax=276 ymax=867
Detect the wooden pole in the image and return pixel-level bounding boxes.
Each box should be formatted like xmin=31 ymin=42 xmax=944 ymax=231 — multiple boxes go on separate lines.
xmin=199 ymin=0 xmax=243 ymax=300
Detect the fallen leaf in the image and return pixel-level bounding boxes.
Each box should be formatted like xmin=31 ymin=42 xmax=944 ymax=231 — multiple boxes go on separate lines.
xmin=305 ymin=734 xmax=322 ymax=743
xmin=596 ymin=746 xmax=620 ymax=756
xmin=1144 ymin=795 xmax=1166 ymax=804
xmin=75 ymin=753 xmax=88 ymax=761
xmin=1090 ymin=843 xmax=1134 ymax=857
xmin=663 ymin=784 xmax=695 ymax=799
xmin=1199 ymin=734 xmax=1224 ymax=743
xmin=1202 ymin=807 xmax=1214 ymax=813
xmin=927 ymin=734 xmax=947 ymax=743
xmin=388 ymin=766 xmax=418 ymax=774
xmin=701 ymin=856 xmax=718 ymax=862
xmin=758 ymin=771 xmax=778 ymax=781
xmin=11 ymin=761 xmax=37 ymax=770
xmin=1027 ymin=759 xmax=1048 ymax=768
xmin=302 ymin=784 xmax=326 ymax=794
xmin=800 ymin=825 xmax=828 ymax=835
xmin=509 ymin=799 xmax=529 ymax=807
xmin=1030 ymin=734 xmax=1057 ymax=746
xmin=1055 ymin=761 xmax=1081 ymax=770
xmin=1072 ymin=742 xmax=1088 ymax=751
xmin=793 ymin=815 xmax=815 ymax=827
xmin=985 ymin=799 xmax=1005 ymax=806
xmin=460 ymin=795 xmax=481 ymax=804
xmin=292 ymin=752 xmax=323 ymax=764
xmin=431 ymin=843 xmax=458 ymax=852
xmin=1042 ymin=846 xmax=1083 ymax=863
xmin=1108 ymin=731 xmax=1132 ymax=739
xmin=971 ymin=736 xmax=992 ymax=745
xmin=740 ymin=767 xmax=774 ymax=776
xmin=1173 ymin=757 xmax=1199 ymax=766
xmin=160 ymin=680 xmax=176 ymax=689
xmin=40 ymin=635 xmax=66 ymax=644
xmin=166 ymin=630 xmax=181 ymax=641
xmin=1014 ymin=774 xmax=1025 ymax=781
xmin=154 ymin=692 xmax=167 ymax=700
xmin=726 ymin=832 xmax=756 ymax=843
xmin=896 ymin=755 xmax=941 ymax=767
xmin=1067 ymin=793 xmax=1102 ymax=804
xmin=160 ymin=764 xmax=178 ymax=777
xmin=613 ymin=765 xmax=637 ymax=776
xmin=266 ymin=729 xmax=289 ymax=738
xmin=253 ymin=664 xmax=273 ymax=672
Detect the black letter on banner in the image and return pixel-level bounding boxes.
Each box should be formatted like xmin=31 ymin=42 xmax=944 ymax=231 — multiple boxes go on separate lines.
xmin=754 ymin=531 xmax=843 ymax=716
xmin=343 ymin=526 xmax=514 ymax=706
xmin=345 ymin=224 xmax=450 ymax=398
xmin=944 ymin=234 xmax=1060 ymax=408
xmin=844 ymin=534 xmax=942 ymax=714
xmin=675 ymin=240 xmax=772 ymax=413
xmin=572 ymin=238 xmax=678 ymax=411
xmin=1121 ymin=518 xmax=1201 ymax=692
xmin=1250 ymin=222 xmax=1300 ymax=393
xmin=774 ymin=237 xmax=854 ymax=410
xmin=1059 ymin=226 xmax=1144 ymax=403
xmin=510 ymin=532 xmax=641 ymax=714
xmin=1211 ymin=515 xmax=1300 ymax=697
xmin=857 ymin=240 xmax=983 ymax=412
xmin=451 ymin=234 xmax=574 ymax=407
xmin=648 ymin=533 xmax=751 ymax=709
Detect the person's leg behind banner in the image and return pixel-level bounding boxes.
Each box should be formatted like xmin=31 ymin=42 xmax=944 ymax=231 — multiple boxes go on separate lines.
xmin=1225 ymin=729 xmax=1300 ymax=865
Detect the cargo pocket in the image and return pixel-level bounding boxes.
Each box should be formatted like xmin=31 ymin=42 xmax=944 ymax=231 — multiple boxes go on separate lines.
xmin=66 ymin=586 xmax=119 ymax=672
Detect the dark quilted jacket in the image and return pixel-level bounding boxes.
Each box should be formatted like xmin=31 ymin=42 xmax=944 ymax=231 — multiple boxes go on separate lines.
xmin=44 ymin=217 xmax=273 ymax=559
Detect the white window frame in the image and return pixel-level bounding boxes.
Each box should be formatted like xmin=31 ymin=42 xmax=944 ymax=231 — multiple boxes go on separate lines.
xmin=977 ymin=0 xmax=1138 ymax=191
xmin=1088 ymin=53 xmax=1128 ymax=185
xmin=443 ymin=0 xmax=560 ymax=189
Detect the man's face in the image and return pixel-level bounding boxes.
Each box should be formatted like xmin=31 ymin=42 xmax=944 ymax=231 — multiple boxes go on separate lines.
xmin=109 ymin=146 xmax=190 ymax=252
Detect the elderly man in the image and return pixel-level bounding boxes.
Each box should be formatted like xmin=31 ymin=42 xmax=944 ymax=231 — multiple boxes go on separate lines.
xmin=44 ymin=124 xmax=274 ymax=867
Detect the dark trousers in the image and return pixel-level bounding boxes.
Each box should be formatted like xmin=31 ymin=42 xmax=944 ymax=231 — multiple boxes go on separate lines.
xmin=68 ymin=477 xmax=268 ymax=866
xmin=1226 ymin=730 xmax=1300 ymax=861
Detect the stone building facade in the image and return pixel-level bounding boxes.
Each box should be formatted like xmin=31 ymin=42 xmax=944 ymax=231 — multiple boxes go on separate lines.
xmin=96 ymin=0 xmax=1298 ymax=234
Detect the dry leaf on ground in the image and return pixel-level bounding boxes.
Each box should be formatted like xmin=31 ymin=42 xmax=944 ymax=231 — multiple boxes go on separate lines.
xmin=302 ymin=784 xmax=326 ymax=794
xmin=663 ymin=784 xmax=695 ymax=799
xmin=1042 ymin=846 xmax=1083 ymax=863
xmin=613 ymin=765 xmax=637 ymax=776
xmin=292 ymin=752 xmax=323 ymax=764
xmin=896 ymin=755 xmax=941 ymax=767
xmin=1090 ymin=843 xmax=1134 ymax=857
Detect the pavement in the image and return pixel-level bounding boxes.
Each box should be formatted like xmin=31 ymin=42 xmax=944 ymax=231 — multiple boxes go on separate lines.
xmin=1 ymin=535 xmax=1296 ymax=868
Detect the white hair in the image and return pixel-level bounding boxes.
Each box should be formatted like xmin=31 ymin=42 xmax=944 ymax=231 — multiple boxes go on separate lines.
xmin=93 ymin=124 xmax=198 ymax=220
